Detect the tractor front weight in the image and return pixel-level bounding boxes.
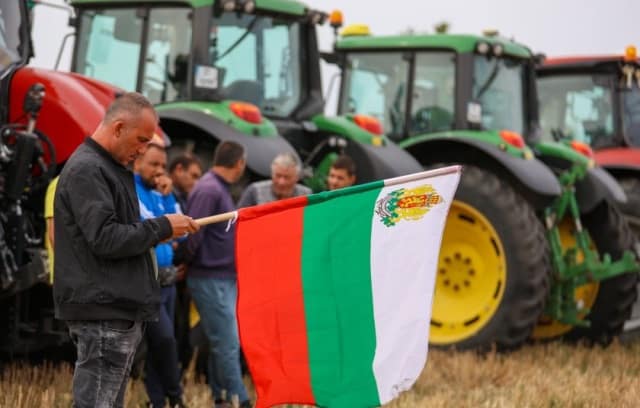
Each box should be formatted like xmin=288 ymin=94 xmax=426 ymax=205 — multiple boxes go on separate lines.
xmin=544 ymin=164 xmax=639 ymax=326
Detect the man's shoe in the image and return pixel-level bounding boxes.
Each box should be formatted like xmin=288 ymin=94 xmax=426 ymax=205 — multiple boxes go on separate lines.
xmin=168 ymin=396 xmax=188 ymax=408
xmin=239 ymin=400 xmax=252 ymax=408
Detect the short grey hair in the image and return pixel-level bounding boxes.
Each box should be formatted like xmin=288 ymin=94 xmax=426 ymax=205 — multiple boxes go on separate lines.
xmin=103 ymin=92 xmax=157 ymax=124
xmin=271 ymin=152 xmax=301 ymax=175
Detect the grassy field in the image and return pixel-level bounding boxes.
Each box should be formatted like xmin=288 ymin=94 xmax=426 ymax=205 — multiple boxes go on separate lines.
xmin=2 ymin=341 xmax=640 ymax=407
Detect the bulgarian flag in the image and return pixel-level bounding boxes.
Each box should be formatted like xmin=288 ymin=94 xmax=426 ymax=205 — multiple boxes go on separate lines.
xmin=234 ymin=166 xmax=460 ymax=408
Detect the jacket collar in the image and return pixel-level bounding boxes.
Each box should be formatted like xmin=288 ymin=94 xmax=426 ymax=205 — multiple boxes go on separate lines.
xmin=84 ymin=137 xmax=127 ymax=169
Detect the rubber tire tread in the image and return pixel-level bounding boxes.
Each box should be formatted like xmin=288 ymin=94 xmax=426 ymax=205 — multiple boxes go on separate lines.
xmin=442 ymin=165 xmax=551 ymax=351
xmin=618 ymin=177 xmax=640 ymax=236
xmin=565 ymin=200 xmax=639 ymax=345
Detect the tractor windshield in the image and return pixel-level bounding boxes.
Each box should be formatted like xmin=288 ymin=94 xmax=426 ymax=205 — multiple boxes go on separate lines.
xmin=537 ymin=74 xmax=616 ymax=147
xmin=622 ymin=85 xmax=640 ymax=146
xmin=339 ymin=51 xmax=455 ymax=139
xmin=473 ymin=56 xmax=525 ymax=134
xmin=211 ymin=12 xmax=302 ymax=118
xmin=339 ymin=51 xmax=410 ymax=138
xmin=75 ymin=6 xmax=192 ymax=103
xmin=0 ymin=0 xmax=26 ymax=72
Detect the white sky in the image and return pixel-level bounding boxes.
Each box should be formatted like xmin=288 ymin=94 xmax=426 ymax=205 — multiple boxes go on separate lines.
xmin=31 ymin=0 xmax=640 ymax=71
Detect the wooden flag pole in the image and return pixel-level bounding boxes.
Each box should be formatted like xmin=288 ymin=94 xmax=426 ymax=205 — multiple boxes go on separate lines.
xmin=195 ymin=210 xmax=237 ymax=226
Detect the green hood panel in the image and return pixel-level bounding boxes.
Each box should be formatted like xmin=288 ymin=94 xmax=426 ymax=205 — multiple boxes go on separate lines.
xmin=157 ymin=101 xmax=279 ymax=137
xmin=534 ymin=141 xmax=593 ymax=166
xmin=312 ymin=115 xmax=386 ymax=146
xmin=336 ymin=34 xmax=531 ymax=59
xmin=399 ymin=129 xmax=533 ymax=159
xmin=71 ymin=0 xmax=308 ymax=15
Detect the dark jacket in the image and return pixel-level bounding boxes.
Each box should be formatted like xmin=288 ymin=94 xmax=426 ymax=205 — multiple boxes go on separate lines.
xmin=53 ymin=138 xmax=173 ymax=322
xmin=178 ymin=171 xmax=236 ymax=279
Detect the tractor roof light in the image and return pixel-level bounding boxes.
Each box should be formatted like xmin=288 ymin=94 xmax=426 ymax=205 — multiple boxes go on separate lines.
xmin=499 ymin=130 xmax=525 ymax=149
xmin=329 ymin=10 xmax=343 ymax=28
xmin=476 ymin=41 xmax=490 ymax=55
xmin=242 ymin=0 xmax=255 ymax=13
xmin=353 ymin=114 xmax=383 ymax=135
xmin=230 ymin=101 xmax=263 ymax=124
xmin=221 ymin=0 xmax=236 ymax=12
xmin=624 ymin=45 xmax=637 ymax=62
xmin=570 ymin=140 xmax=594 ymax=159
xmin=492 ymin=43 xmax=504 ymax=57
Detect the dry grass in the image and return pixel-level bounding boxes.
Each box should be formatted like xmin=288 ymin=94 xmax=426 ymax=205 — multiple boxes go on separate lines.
xmin=2 ymin=341 xmax=640 ymax=407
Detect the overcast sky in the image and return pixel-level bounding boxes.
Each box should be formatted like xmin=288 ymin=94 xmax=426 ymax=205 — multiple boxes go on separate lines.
xmin=31 ymin=0 xmax=640 ymax=71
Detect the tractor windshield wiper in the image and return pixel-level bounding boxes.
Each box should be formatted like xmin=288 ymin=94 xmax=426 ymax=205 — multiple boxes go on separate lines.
xmin=214 ymin=16 xmax=259 ymax=63
xmin=475 ymin=59 xmax=501 ymax=100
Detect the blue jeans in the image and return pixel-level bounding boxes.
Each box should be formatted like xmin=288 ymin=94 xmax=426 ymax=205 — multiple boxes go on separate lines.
xmin=67 ymin=320 xmax=143 ymax=408
xmin=144 ymin=285 xmax=183 ymax=407
xmin=187 ymin=277 xmax=248 ymax=403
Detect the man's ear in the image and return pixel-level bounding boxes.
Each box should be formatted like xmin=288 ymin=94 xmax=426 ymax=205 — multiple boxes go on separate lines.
xmin=112 ymin=119 xmax=125 ymax=138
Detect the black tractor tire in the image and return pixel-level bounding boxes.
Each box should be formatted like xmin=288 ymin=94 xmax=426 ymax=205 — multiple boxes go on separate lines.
xmin=565 ymin=200 xmax=639 ymax=344
xmin=617 ymin=177 xmax=640 ymax=237
xmin=431 ymin=165 xmax=551 ymax=350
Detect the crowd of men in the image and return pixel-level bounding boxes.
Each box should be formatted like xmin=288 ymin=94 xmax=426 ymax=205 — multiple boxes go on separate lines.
xmin=47 ymin=92 xmax=357 ymax=408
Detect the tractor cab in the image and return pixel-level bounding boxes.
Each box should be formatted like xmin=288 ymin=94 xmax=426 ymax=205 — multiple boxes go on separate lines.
xmin=336 ymin=30 xmax=537 ymax=154
xmin=70 ymin=0 xmax=421 ymax=188
xmin=537 ymin=47 xmax=640 ymax=160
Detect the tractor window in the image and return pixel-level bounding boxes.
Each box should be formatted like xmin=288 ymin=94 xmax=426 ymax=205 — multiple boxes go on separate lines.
xmin=622 ymin=86 xmax=640 ymax=147
xmin=537 ymin=74 xmax=615 ymax=147
xmin=0 ymin=0 xmax=25 ymax=70
xmin=410 ymin=52 xmax=456 ymax=134
xmin=75 ymin=8 xmax=143 ymax=91
xmin=473 ymin=56 xmax=525 ymax=134
xmin=339 ymin=52 xmax=410 ymax=139
xmin=211 ymin=13 xmax=301 ymax=117
xmin=141 ymin=8 xmax=192 ymax=104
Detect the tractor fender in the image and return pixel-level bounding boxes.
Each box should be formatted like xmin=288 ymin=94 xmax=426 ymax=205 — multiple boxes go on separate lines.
xmin=404 ymin=137 xmax=561 ymax=209
xmin=575 ymin=167 xmax=627 ymax=213
xmin=158 ymin=108 xmax=298 ymax=178
xmin=342 ymin=141 xmax=424 ymax=183
xmin=9 ymin=67 xmax=120 ymax=165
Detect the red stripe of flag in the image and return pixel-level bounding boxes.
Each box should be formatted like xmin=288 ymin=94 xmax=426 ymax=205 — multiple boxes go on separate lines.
xmin=236 ymin=197 xmax=316 ymax=407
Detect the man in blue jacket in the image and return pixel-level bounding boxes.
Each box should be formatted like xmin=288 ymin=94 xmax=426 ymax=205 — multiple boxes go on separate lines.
xmin=53 ymin=93 xmax=199 ymax=408
xmin=134 ymin=140 xmax=186 ymax=408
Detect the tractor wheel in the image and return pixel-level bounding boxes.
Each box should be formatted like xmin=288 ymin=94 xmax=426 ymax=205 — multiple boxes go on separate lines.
xmin=532 ymin=201 xmax=638 ymax=344
xmin=618 ymin=177 xmax=640 ymax=236
xmin=429 ymin=165 xmax=550 ymax=350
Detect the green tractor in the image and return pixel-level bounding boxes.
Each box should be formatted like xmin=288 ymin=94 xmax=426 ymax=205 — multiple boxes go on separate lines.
xmin=67 ymin=0 xmax=422 ymax=191
xmin=331 ymin=27 xmax=639 ymax=348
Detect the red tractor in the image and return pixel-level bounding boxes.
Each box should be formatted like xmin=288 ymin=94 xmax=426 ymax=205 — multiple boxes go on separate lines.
xmin=537 ymin=46 xmax=640 ymax=333
xmin=0 ymin=0 xmax=126 ymax=354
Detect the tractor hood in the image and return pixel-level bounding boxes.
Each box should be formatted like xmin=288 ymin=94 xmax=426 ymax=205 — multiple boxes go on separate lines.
xmin=9 ymin=67 xmax=122 ymax=164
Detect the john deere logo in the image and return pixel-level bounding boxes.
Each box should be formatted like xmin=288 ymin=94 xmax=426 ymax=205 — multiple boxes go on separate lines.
xmin=375 ymin=185 xmax=443 ymax=227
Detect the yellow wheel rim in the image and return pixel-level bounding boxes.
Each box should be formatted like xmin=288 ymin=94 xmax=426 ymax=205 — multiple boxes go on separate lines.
xmin=531 ymin=218 xmax=599 ymax=339
xmin=430 ymin=200 xmax=507 ymax=345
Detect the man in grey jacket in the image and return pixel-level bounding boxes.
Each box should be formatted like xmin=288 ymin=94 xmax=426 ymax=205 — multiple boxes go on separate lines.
xmin=53 ymin=92 xmax=199 ymax=408
xmin=237 ymin=152 xmax=311 ymax=207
